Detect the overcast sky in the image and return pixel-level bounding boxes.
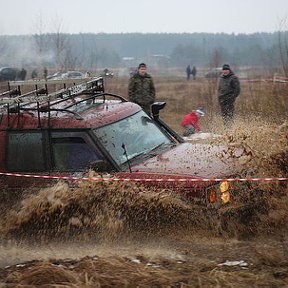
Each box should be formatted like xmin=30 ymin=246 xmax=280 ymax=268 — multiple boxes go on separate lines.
xmin=0 ymin=0 xmax=287 ymax=35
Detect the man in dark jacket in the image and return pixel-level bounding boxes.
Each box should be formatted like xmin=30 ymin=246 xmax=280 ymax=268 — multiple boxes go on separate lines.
xmin=186 ymin=65 xmax=191 ymax=80
xmin=191 ymin=66 xmax=197 ymax=80
xmin=218 ymin=64 xmax=240 ymax=127
xmin=128 ymin=63 xmax=155 ymax=116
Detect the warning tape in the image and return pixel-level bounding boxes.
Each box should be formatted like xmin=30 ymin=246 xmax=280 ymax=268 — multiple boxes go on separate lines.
xmin=240 ymin=77 xmax=288 ymax=83
xmin=0 ymin=172 xmax=287 ymax=182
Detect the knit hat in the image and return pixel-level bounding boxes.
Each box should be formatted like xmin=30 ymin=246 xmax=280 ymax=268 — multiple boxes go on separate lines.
xmin=196 ymin=107 xmax=205 ymax=117
xmin=222 ymin=64 xmax=230 ymax=70
xmin=138 ymin=63 xmax=147 ymax=69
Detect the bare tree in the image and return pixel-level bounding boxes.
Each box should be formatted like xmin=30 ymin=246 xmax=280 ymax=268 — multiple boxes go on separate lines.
xmin=49 ymin=15 xmax=69 ymax=69
xmin=33 ymin=12 xmax=48 ymax=58
xmin=278 ymin=17 xmax=288 ymax=77
xmin=210 ymin=48 xmax=222 ymax=68
xmin=63 ymin=47 xmax=79 ymax=70
xmin=208 ymin=48 xmax=222 ymax=110
xmin=0 ymin=36 xmax=7 ymax=57
xmin=0 ymin=23 xmax=8 ymax=60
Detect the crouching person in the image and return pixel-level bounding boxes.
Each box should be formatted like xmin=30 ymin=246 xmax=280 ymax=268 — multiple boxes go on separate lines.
xmin=181 ymin=107 xmax=205 ymax=136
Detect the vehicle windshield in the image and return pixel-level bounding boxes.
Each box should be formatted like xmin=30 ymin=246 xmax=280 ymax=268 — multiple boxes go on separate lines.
xmin=93 ymin=111 xmax=173 ymax=166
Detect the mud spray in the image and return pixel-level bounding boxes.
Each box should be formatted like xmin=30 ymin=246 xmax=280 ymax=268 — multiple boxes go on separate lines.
xmin=0 ymin=119 xmax=287 ymax=287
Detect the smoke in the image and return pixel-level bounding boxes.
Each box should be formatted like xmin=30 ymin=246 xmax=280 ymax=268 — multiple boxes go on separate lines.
xmin=0 ymin=35 xmax=55 ymax=68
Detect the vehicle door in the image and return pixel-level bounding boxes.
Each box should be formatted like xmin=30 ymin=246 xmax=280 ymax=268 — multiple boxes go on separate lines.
xmin=4 ymin=130 xmax=113 ymax=188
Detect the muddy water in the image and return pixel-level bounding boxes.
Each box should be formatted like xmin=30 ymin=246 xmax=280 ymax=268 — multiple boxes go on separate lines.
xmin=0 ymin=120 xmax=287 ymax=287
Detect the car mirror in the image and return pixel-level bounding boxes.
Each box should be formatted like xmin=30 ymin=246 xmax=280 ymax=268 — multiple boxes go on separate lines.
xmin=151 ymin=102 xmax=166 ymax=120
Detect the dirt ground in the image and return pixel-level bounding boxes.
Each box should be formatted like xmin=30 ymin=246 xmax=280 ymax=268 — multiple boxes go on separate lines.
xmin=0 ymin=176 xmax=288 ymax=287
xmin=1 ymin=236 xmax=288 ymax=287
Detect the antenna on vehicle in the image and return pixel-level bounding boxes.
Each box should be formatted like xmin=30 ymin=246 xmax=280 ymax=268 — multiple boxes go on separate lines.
xmin=121 ymin=143 xmax=132 ymax=173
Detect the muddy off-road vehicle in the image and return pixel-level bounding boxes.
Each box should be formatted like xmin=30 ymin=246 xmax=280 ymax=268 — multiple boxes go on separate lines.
xmin=0 ymin=77 xmax=243 ymax=206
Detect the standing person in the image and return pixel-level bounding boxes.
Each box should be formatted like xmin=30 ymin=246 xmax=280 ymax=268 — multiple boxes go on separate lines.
xmin=191 ymin=66 xmax=197 ymax=80
xmin=128 ymin=63 xmax=155 ymax=116
xmin=31 ymin=69 xmax=38 ymax=79
xmin=43 ymin=67 xmax=48 ymax=80
xmin=218 ymin=64 xmax=240 ymax=127
xmin=18 ymin=68 xmax=27 ymax=80
xmin=186 ymin=65 xmax=191 ymax=80
xmin=181 ymin=107 xmax=205 ymax=136
xmin=85 ymin=71 xmax=91 ymax=78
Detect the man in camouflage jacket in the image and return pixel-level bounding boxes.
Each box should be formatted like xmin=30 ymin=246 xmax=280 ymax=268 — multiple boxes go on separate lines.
xmin=128 ymin=63 xmax=155 ymax=116
xmin=218 ymin=64 xmax=241 ymax=127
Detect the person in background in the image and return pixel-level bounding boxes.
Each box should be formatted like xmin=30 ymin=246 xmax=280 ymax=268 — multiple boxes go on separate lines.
xmin=20 ymin=68 xmax=27 ymax=80
xmin=218 ymin=64 xmax=240 ymax=127
xmin=43 ymin=67 xmax=48 ymax=80
xmin=85 ymin=71 xmax=91 ymax=78
xmin=191 ymin=66 xmax=197 ymax=80
xmin=31 ymin=69 xmax=38 ymax=79
xmin=181 ymin=107 xmax=205 ymax=136
xmin=128 ymin=63 xmax=156 ymax=116
xmin=186 ymin=65 xmax=191 ymax=80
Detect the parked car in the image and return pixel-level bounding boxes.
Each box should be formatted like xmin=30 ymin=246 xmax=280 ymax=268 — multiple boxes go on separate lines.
xmin=61 ymin=71 xmax=85 ymax=80
xmin=46 ymin=71 xmax=85 ymax=81
xmin=0 ymin=67 xmax=20 ymax=82
xmin=205 ymin=67 xmax=222 ymax=79
xmin=46 ymin=71 xmax=63 ymax=80
xmin=0 ymin=77 xmax=243 ymax=206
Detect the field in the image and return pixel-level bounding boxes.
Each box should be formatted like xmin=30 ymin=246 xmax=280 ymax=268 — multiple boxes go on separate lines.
xmin=0 ymin=75 xmax=287 ymax=287
xmin=106 ymin=75 xmax=287 ymax=131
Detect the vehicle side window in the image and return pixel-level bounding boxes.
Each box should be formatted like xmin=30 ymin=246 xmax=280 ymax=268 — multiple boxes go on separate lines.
xmin=7 ymin=132 xmax=46 ymax=171
xmin=52 ymin=136 xmax=105 ymax=171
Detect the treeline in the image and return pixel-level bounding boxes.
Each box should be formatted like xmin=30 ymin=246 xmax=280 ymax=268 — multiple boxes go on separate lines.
xmin=0 ymin=32 xmax=286 ymax=70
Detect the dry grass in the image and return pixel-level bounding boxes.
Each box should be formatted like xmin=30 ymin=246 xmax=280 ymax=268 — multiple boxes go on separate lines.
xmin=1 ymin=252 xmax=288 ymax=287
xmin=105 ymin=76 xmax=288 ymax=134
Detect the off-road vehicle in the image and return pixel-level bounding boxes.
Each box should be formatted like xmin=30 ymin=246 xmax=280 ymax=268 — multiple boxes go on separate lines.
xmin=0 ymin=77 xmax=242 ymax=205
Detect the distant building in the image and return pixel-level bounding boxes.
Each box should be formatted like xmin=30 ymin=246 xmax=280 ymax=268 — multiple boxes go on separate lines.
xmin=122 ymin=57 xmax=136 ymax=67
xmin=151 ymin=54 xmax=170 ymax=69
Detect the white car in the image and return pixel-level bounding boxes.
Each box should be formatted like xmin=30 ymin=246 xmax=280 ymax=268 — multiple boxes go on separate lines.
xmin=61 ymin=71 xmax=85 ymax=79
xmin=205 ymin=68 xmax=222 ymax=79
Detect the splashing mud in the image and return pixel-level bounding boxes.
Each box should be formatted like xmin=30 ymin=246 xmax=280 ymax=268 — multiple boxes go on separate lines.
xmin=211 ymin=119 xmax=288 ymax=237
xmin=215 ymin=119 xmax=288 ymax=178
xmin=0 ymin=180 xmax=218 ymax=240
xmin=0 ymin=119 xmax=287 ymax=287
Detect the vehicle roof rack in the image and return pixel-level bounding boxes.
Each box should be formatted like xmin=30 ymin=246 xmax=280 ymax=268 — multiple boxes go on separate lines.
xmin=8 ymin=78 xmax=90 ymax=87
xmin=0 ymin=77 xmax=105 ymax=107
xmin=0 ymin=77 xmax=120 ymax=128
xmin=0 ymin=87 xmax=21 ymax=98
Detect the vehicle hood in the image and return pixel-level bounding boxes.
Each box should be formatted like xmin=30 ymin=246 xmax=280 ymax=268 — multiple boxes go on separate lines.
xmin=130 ymin=142 xmax=244 ymax=178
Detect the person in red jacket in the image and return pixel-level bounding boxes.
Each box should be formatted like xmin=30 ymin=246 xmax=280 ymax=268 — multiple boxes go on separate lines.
xmin=181 ymin=107 xmax=205 ymax=136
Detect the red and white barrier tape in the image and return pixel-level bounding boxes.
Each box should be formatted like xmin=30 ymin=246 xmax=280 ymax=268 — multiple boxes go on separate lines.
xmin=0 ymin=172 xmax=287 ymax=182
xmin=240 ymin=77 xmax=288 ymax=83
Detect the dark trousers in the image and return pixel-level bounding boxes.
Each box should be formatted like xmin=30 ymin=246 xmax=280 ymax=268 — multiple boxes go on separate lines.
xmin=219 ymin=100 xmax=235 ymax=128
xmin=183 ymin=125 xmax=196 ymax=136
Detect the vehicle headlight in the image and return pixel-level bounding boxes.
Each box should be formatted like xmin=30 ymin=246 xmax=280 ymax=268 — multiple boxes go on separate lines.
xmin=220 ymin=181 xmax=230 ymax=204
xmin=220 ymin=181 xmax=229 ymax=193
xmin=207 ymin=181 xmax=230 ymax=205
